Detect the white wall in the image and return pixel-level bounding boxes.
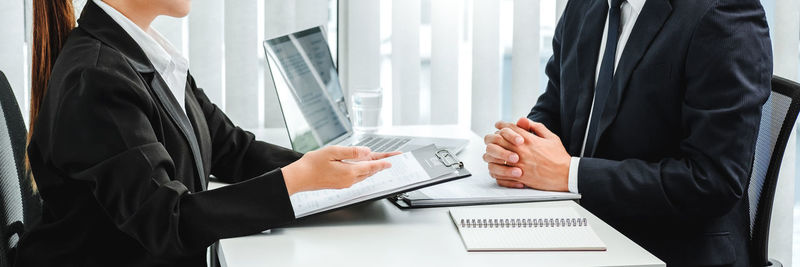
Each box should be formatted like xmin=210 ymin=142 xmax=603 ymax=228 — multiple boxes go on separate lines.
xmin=511 ymin=0 xmax=540 ymax=120
xmin=339 ymin=0 xmax=381 ymax=104
xmin=430 ymin=0 xmax=462 ymax=125
xmin=469 ymin=0 xmax=502 ymax=135
xmin=187 ymin=1 xmax=225 ymax=109
xmin=391 ymin=0 xmax=422 ymax=125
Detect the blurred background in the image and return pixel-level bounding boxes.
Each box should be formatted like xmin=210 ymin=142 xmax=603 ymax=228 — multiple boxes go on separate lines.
xmin=0 ymin=0 xmax=797 ymax=263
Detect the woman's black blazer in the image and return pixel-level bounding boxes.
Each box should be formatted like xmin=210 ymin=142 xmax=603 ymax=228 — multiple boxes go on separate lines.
xmin=15 ymin=1 xmax=302 ymax=266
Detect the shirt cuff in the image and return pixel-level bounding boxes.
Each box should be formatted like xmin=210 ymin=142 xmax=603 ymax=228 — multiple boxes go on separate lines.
xmin=568 ymin=157 xmax=580 ymax=193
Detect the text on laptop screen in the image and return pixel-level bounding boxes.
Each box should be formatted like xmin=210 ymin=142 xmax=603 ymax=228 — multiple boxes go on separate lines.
xmin=264 ymin=27 xmax=351 ymax=153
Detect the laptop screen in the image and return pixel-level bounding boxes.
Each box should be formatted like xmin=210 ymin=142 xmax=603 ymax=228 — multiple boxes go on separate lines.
xmin=264 ymin=27 xmax=352 ymax=153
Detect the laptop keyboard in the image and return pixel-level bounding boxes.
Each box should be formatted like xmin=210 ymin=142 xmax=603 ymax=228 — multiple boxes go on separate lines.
xmin=354 ymin=136 xmax=412 ymax=152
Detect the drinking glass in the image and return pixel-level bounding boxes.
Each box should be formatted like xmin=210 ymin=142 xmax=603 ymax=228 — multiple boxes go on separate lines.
xmin=350 ymin=88 xmax=383 ymax=133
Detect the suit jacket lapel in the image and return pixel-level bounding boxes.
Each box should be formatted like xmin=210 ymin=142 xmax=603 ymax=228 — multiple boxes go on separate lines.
xmin=568 ymin=0 xmax=607 ymax=156
xmin=594 ymin=0 xmax=673 ymax=148
xmin=183 ymin=76 xmax=213 ymax=176
xmin=147 ymin=71 xmax=208 ymax=191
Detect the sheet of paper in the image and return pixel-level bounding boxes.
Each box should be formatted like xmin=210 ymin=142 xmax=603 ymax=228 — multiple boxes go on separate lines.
xmin=290 ymin=152 xmax=430 ymax=217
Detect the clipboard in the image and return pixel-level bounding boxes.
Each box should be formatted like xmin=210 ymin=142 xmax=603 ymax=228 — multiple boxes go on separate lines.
xmin=388 ymin=155 xmax=580 ymax=209
xmin=389 ymin=188 xmax=580 ymax=209
xmin=289 ymin=144 xmax=471 ymax=218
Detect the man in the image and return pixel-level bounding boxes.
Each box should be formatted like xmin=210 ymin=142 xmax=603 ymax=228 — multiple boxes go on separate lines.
xmin=483 ymin=0 xmax=771 ymax=266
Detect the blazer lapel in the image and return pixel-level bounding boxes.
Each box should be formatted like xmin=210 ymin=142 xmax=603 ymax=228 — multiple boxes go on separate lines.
xmin=594 ymin=0 xmax=673 ymax=150
xmin=183 ymin=76 xmax=213 ymax=176
xmin=568 ymin=0 xmax=607 ymax=155
xmin=146 ymin=70 xmax=208 ymax=191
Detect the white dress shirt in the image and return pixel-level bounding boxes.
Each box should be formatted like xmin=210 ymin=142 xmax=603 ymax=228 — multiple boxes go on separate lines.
xmin=567 ymin=0 xmax=646 ymax=193
xmin=93 ymin=0 xmax=190 ymax=115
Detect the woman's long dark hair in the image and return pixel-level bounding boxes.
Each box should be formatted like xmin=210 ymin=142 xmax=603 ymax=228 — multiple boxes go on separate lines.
xmin=29 ymin=0 xmax=76 ymax=191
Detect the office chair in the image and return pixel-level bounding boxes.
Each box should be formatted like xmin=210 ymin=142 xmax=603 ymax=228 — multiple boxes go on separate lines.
xmin=0 ymin=71 xmax=41 ymax=267
xmin=747 ymin=76 xmax=800 ymax=267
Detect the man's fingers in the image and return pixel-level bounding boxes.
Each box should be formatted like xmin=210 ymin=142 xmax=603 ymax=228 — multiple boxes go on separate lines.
xmin=495 ymin=121 xmax=517 ymax=130
xmin=499 ymin=128 xmax=524 ymax=145
xmin=489 ymin=173 xmax=525 ymax=188
xmin=483 ymin=133 xmax=514 ymax=148
xmin=495 ymin=120 xmax=541 ymax=144
xmin=515 ymin=117 xmax=533 ymax=131
xmin=485 ymin=144 xmax=519 ymax=164
xmin=499 ymin=125 xmax=538 ymax=145
xmin=326 ymin=146 xmax=372 ymax=160
xmin=483 ymin=153 xmax=519 ymax=165
xmin=489 ymin=172 xmax=523 ymax=182
xmin=500 ymin=118 xmax=554 ymax=142
xmin=495 ymin=179 xmax=525 ymax=189
xmin=518 ymin=117 xmax=558 ymax=140
xmin=483 ymin=153 xmax=507 ymax=165
xmin=488 ymin=163 xmax=522 ymax=178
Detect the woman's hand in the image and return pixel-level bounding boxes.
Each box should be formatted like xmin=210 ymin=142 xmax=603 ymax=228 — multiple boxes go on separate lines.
xmin=281 ymin=146 xmax=401 ymax=195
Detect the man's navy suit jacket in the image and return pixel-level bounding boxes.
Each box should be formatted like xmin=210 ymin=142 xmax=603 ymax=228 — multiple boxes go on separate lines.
xmin=528 ymin=0 xmax=772 ymax=265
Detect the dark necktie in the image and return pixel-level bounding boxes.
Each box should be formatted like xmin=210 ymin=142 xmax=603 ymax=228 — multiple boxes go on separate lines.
xmin=583 ymin=0 xmax=624 ymax=157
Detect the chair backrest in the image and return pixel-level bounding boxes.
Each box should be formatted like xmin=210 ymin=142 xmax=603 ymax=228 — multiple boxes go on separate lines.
xmin=747 ymin=76 xmax=800 ymax=266
xmin=0 ymin=71 xmax=40 ymax=267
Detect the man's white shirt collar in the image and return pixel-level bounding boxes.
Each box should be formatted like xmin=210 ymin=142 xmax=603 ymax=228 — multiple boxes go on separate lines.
xmin=609 ymin=0 xmax=646 ymax=12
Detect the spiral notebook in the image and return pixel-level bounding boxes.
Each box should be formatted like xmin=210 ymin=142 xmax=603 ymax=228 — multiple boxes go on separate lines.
xmin=449 ymin=207 xmax=606 ymax=251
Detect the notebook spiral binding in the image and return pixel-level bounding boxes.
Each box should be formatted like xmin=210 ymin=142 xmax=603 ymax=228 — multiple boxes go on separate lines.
xmin=459 ymin=217 xmax=588 ymax=228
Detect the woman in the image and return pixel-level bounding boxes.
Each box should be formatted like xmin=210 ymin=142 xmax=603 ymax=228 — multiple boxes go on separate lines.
xmin=15 ymin=0 xmax=397 ymax=266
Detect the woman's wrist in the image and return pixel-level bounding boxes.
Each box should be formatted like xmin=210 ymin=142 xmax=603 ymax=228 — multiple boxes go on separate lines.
xmin=282 ymin=163 xmax=304 ymax=195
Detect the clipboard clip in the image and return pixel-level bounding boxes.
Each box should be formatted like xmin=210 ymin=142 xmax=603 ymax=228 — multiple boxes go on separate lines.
xmin=394 ymin=193 xmax=409 ymax=200
xmin=435 ymin=149 xmax=464 ymax=169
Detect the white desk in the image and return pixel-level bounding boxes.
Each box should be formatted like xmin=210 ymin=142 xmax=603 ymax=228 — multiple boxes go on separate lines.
xmin=217 ymin=125 xmax=665 ymax=267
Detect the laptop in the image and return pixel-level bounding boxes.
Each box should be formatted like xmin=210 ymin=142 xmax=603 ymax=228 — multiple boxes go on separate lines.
xmin=263 ymin=26 xmax=468 ymax=154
